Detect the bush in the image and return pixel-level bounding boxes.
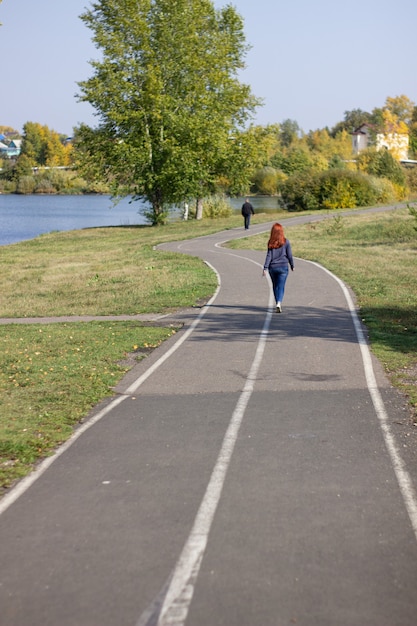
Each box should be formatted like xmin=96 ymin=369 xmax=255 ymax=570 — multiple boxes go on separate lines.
xmin=0 ymin=179 xmax=16 ymax=193
xmin=45 ymin=169 xmax=73 ymax=193
xmin=404 ymin=166 xmax=417 ymax=195
xmin=367 ymin=176 xmax=398 ymax=204
xmin=279 ymin=170 xmax=322 ymax=211
xmin=320 ymin=177 xmax=356 ymax=209
xmin=279 ymin=169 xmax=380 ymax=212
xmin=34 ymin=177 xmax=55 ymax=193
xmin=16 ymin=176 xmax=36 ymax=194
xmin=357 ymin=149 xmax=407 ymax=187
xmin=202 ymin=194 xmax=233 ymax=218
xmin=328 ymin=155 xmax=346 ymax=169
xmin=65 ymin=176 xmax=89 ymax=194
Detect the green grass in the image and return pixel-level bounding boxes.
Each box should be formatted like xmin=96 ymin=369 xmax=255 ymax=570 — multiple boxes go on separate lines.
xmin=1 ymin=205 xmax=416 ymax=495
xmin=0 ymin=321 xmax=177 ymax=493
xmin=0 ymin=212 xmax=285 ymax=317
xmin=227 ymin=207 xmax=417 ymax=415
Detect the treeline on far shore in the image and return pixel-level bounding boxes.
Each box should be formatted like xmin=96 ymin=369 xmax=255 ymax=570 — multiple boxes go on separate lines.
xmin=1 ymin=116 xmax=417 ymax=213
xmin=0 ymin=167 xmax=110 ymax=195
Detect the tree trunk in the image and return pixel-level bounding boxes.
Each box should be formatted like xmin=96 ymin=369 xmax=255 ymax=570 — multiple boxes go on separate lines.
xmin=195 ymin=197 xmax=203 ymax=220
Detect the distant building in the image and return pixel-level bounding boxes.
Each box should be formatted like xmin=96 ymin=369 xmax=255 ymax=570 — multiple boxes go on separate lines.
xmin=0 ymin=139 xmax=22 ymax=158
xmin=351 ymin=124 xmax=372 ymax=154
xmin=7 ymin=139 xmax=22 ymax=157
xmin=351 ymin=123 xmax=409 ymax=161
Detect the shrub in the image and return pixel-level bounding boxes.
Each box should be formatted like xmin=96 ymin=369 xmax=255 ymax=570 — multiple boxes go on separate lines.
xmin=404 ymin=166 xmax=417 ymax=195
xmin=65 ymin=176 xmax=89 ymax=194
xmin=321 ymin=181 xmax=356 ymax=209
xmin=45 ymin=169 xmax=73 ymax=193
xmin=280 ymin=169 xmax=380 ymax=212
xmin=16 ymin=176 xmax=36 ymax=194
xmin=35 ymin=177 xmax=56 ymax=194
xmin=367 ymin=176 xmax=397 ymax=204
xmin=357 ymin=149 xmax=407 ymax=187
xmin=391 ymin=182 xmax=408 ymax=201
xmin=0 ymin=179 xmax=16 ymax=193
xmin=408 ymin=203 xmax=417 ymax=231
xmin=321 ymin=170 xmax=378 ymax=209
xmin=279 ymin=170 xmax=321 ymax=211
xmin=328 ymin=155 xmax=346 ymax=169
xmin=202 ymin=194 xmax=233 ymax=218
xmin=81 ymin=179 xmax=111 ymax=194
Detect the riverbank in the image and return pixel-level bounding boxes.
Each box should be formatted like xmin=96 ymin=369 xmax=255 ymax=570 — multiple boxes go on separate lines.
xmin=0 ymin=193 xmax=281 ymax=246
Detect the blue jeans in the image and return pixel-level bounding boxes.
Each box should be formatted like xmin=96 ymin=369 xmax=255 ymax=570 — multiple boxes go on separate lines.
xmin=269 ymin=266 xmax=289 ymax=304
xmin=243 ymin=214 xmax=251 ymax=229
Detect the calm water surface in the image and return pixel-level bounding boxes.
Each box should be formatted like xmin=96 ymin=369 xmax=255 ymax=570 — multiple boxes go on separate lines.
xmin=0 ymin=194 xmax=280 ymax=246
xmin=0 ymin=195 xmax=147 ymax=246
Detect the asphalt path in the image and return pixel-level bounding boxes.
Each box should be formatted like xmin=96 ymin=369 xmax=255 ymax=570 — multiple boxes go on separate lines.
xmin=1 ymin=211 xmax=417 ymax=626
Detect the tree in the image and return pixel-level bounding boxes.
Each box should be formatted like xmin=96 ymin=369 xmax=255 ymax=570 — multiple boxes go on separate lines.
xmin=77 ymin=0 xmax=260 ymax=225
xmin=277 ymin=144 xmax=315 ymax=175
xmin=306 ymin=128 xmax=353 ymax=161
xmin=279 ymin=119 xmax=301 ymax=148
xmin=0 ymin=125 xmax=20 ymax=140
xmin=219 ymin=124 xmax=280 ymax=196
xmin=19 ymin=122 xmax=71 ymax=167
xmin=252 ymin=166 xmax=280 ymax=195
xmin=408 ymin=106 xmax=417 ymax=158
xmin=385 ymin=95 xmax=415 ymax=125
xmin=330 ymin=109 xmax=372 ymax=136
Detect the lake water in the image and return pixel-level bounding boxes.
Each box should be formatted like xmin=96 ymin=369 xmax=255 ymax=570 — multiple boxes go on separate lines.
xmin=0 ymin=194 xmax=280 ymax=246
xmin=0 ymin=195 xmax=148 ymax=246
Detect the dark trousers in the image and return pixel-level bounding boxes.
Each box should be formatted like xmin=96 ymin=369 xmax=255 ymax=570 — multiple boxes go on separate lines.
xmin=244 ymin=214 xmax=251 ymax=229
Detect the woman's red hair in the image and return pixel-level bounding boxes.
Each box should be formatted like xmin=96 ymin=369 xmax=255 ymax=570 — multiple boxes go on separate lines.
xmin=268 ymin=223 xmax=286 ymax=249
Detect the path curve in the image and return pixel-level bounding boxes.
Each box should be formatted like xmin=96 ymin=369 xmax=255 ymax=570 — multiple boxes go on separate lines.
xmin=0 ymin=208 xmax=417 ymax=626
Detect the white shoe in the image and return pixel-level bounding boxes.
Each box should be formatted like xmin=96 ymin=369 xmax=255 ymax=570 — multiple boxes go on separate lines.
xmin=276 ymin=303 xmax=282 ymax=313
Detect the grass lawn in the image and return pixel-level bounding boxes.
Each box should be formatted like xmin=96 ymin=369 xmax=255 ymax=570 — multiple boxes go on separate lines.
xmin=1 ymin=205 xmax=416 ymax=494
xmin=0 ymin=322 xmax=177 ymax=491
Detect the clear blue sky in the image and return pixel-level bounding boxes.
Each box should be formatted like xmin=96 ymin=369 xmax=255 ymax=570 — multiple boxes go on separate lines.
xmin=1 ymin=0 xmax=416 ymax=136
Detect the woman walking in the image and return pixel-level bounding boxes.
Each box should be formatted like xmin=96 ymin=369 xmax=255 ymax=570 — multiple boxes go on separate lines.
xmin=263 ymin=223 xmax=294 ymax=313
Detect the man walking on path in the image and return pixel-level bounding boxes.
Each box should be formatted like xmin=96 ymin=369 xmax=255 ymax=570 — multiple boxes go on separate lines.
xmin=241 ymin=197 xmax=254 ymax=229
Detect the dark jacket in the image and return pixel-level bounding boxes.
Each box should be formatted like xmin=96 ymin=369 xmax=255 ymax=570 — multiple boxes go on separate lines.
xmin=263 ymin=240 xmax=294 ymax=271
xmin=241 ymin=201 xmax=254 ymax=216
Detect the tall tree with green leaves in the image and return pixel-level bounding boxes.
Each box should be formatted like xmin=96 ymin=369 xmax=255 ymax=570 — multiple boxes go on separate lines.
xmin=77 ymin=0 xmax=260 ymax=224
xmin=279 ymin=119 xmax=301 ymax=148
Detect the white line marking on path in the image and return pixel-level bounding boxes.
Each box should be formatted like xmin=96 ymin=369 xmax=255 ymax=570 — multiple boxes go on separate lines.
xmin=137 ymin=270 xmax=275 ymax=626
xmin=307 ymin=260 xmax=417 ymax=541
xmin=137 ymin=251 xmax=417 ymax=626
xmin=0 ymin=263 xmax=222 ymax=517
